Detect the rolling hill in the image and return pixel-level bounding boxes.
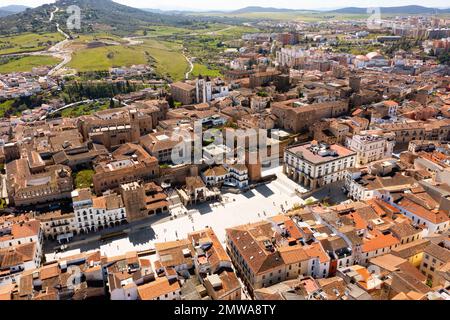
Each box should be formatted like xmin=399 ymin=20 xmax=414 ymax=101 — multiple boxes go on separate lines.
xmin=184 ymin=5 xmax=450 ymax=16
xmin=0 ymin=5 xmax=30 ymax=13
xmin=0 ymin=5 xmax=29 ymax=17
xmin=0 ymin=0 xmax=201 ymax=36
xmin=230 ymin=6 xmax=299 ymax=14
xmin=330 ymin=5 xmax=450 ymax=14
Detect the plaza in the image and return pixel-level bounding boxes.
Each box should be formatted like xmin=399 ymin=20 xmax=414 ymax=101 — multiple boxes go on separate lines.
xmin=45 ymin=166 xmax=307 ymax=261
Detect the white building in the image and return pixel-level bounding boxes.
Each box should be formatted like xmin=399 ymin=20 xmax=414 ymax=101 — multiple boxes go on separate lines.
xmin=201 ymin=164 xmax=249 ymax=189
xmin=345 ymin=134 xmax=395 ymax=166
xmin=203 ymin=144 xmax=233 ymax=165
xmin=276 ymin=47 xmax=308 ymax=68
xmin=393 ymin=195 xmax=450 ymax=236
xmin=196 ymin=77 xmax=229 ymax=103
xmin=226 ymin=163 xmax=249 ymax=189
xmin=284 ymin=142 xmax=357 ymax=190
xmin=37 ymin=211 xmax=78 ymax=244
xmin=71 ymin=189 xmax=127 ymax=235
xmin=345 ymin=170 xmax=383 ymax=201
xmin=0 ymin=219 xmax=43 ymax=286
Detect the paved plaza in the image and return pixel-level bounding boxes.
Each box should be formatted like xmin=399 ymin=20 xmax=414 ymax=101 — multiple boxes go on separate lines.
xmin=45 ymin=166 xmax=306 ymax=261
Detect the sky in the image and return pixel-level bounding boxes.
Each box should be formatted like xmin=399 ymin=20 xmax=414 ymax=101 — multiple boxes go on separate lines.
xmin=1 ymin=0 xmax=448 ymax=11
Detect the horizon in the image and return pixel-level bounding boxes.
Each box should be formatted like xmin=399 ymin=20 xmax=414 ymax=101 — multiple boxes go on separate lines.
xmin=1 ymin=0 xmax=449 ymax=12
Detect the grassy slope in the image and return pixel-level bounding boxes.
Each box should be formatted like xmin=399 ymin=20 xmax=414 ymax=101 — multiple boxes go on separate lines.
xmin=0 ymin=55 xmax=61 ymax=73
xmin=0 ymin=32 xmax=64 ymax=55
xmin=60 ymin=101 xmax=110 ymax=118
xmin=68 ymin=46 xmax=148 ymax=72
xmin=68 ymin=37 xmax=189 ymax=81
xmin=140 ymin=39 xmax=188 ymax=81
xmin=191 ymin=63 xmax=222 ymax=78
xmin=0 ymin=100 xmax=14 ymax=117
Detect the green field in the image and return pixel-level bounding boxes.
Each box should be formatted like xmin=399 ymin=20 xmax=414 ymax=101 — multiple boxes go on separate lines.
xmin=68 ymin=46 xmax=148 ymax=72
xmin=0 ymin=100 xmax=14 ymax=118
xmin=0 ymin=33 xmax=64 ymax=55
xmin=141 ymin=39 xmax=188 ymax=81
xmin=74 ymin=169 xmax=95 ymax=189
xmin=60 ymin=101 xmax=110 ymax=118
xmin=68 ymin=38 xmax=188 ymax=81
xmin=137 ymin=24 xmax=235 ymax=37
xmin=191 ymin=63 xmax=222 ymax=78
xmin=0 ymin=55 xmax=61 ymax=73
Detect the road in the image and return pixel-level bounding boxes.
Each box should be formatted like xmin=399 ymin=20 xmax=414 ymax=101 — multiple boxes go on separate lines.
xmin=0 ymin=6 xmax=74 ymax=76
xmin=40 ymin=99 xmax=94 ymax=120
xmin=183 ymin=52 xmax=194 ymax=80
xmin=47 ymin=6 xmax=74 ymax=76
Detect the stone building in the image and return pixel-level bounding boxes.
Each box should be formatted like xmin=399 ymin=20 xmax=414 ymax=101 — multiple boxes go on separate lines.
xmin=271 ymin=100 xmax=349 ymax=133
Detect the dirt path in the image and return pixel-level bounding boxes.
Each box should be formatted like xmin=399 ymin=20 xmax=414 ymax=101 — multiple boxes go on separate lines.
xmin=183 ymin=52 xmax=194 ymax=80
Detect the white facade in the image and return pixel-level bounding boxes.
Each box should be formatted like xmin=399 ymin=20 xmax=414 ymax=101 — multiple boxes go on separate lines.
xmin=39 ymin=214 xmax=78 ymax=243
xmin=284 ymin=143 xmax=357 ymax=190
xmin=308 ymin=257 xmax=330 ymax=279
xmin=276 ymin=47 xmax=307 ymax=68
xmin=345 ymin=178 xmax=381 ymax=202
xmin=72 ymin=191 xmax=127 ymax=234
xmin=391 ymin=202 xmax=450 ymax=236
xmin=0 ymin=220 xmax=43 ymax=286
xmin=110 ymin=283 xmax=139 ymax=301
xmin=196 ymin=78 xmax=229 ymax=103
xmin=227 ymin=165 xmax=249 ymax=189
xmin=345 ymin=134 xmax=395 ymax=166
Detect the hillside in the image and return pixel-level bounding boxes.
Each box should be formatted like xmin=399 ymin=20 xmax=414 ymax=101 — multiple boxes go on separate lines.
xmin=231 ymin=6 xmax=299 ymax=14
xmin=0 ymin=10 xmax=11 ymax=17
xmin=0 ymin=5 xmax=29 ymax=17
xmin=0 ymin=0 xmax=199 ymax=36
xmin=331 ymin=5 xmax=450 ymax=14
xmin=0 ymin=5 xmax=30 ymax=13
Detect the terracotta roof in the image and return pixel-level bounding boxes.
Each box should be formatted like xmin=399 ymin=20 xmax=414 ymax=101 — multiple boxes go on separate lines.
xmin=137 ymin=277 xmax=180 ymax=300
xmin=278 ymin=246 xmax=309 ymax=265
xmin=11 ymin=220 xmax=41 ymax=239
xmin=361 ymin=231 xmax=400 ymax=253
xmin=424 ymin=243 xmax=450 ymax=263
xmin=226 ymin=221 xmax=286 ymax=274
xmin=203 ymin=165 xmax=228 ymax=177
xmin=304 ymin=242 xmax=330 ymax=264
xmin=397 ymin=195 xmax=449 ymax=225
xmin=39 ymin=263 xmax=60 ymax=280
xmin=391 ymin=239 xmax=430 ymax=259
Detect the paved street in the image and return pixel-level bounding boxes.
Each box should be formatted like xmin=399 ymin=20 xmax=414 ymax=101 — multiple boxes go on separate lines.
xmin=45 ymin=166 xmax=305 ymax=260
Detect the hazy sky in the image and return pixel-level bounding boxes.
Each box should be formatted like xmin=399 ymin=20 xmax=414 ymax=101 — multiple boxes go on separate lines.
xmin=1 ymin=0 xmax=448 ymax=11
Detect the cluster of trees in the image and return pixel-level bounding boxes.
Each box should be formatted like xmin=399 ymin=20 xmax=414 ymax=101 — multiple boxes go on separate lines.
xmin=61 ymin=80 xmax=145 ymax=103
xmin=437 ymin=52 xmax=450 ymax=66
xmin=383 ymin=38 xmax=421 ymax=55
xmin=0 ymin=94 xmax=45 ymax=117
